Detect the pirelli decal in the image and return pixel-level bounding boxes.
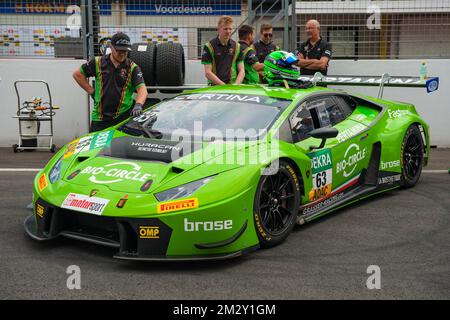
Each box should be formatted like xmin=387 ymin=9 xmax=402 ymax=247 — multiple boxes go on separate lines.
xmin=157 ymin=198 xmax=199 ymax=214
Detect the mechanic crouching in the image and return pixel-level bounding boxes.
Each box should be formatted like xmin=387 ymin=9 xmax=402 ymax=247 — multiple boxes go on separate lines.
xmin=73 ymin=32 xmax=148 ymax=133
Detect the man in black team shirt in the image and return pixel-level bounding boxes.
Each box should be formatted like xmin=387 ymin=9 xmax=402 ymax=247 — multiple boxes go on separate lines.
xmin=73 ymin=32 xmax=148 ymax=132
xmin=297 ymin=20 xmax=332 ymax=76
xmin=201 ymin=16 xmax=245 ymax=85
xmin=252 ymin=23 xmax=280 ymax=63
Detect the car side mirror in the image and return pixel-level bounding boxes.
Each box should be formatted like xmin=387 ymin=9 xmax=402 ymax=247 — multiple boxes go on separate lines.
xmin=308 ymin=127 xmax=339 ymax=151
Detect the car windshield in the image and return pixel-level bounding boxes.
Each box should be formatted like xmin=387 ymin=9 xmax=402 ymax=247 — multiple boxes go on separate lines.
xmin=118 ymin=93 xmax=291 ymax=141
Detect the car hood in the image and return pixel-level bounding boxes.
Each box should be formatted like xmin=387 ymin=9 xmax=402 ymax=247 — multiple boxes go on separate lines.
xmin=61 ymin=134 xmax=266 ymax=194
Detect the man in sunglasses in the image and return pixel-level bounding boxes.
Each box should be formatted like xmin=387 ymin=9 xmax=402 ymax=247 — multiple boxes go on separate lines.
xmin=296 ymin=20 xmax=332 ymax=76
xmin=252 ymin=23 xmax=280 ymax=63
xmin=73 ymin=32 xmax=148 ymax=132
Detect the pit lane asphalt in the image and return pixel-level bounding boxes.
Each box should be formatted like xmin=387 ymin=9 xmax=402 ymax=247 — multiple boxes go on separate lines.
xmin=0 ymin=148 xmax=449 ymax=299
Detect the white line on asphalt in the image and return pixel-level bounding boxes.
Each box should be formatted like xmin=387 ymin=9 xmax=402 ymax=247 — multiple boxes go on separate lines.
xmin=0 ymin=168 xmax=42 ymax=172
xmin=423 ymin=170 xmax=449 ymax=174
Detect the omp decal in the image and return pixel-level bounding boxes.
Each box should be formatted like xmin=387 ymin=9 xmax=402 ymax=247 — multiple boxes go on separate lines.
xmin=36 ymin=204 xmax=44 ymax=218
xmin=336 ymin=144 xmax=367 ymax=178
xmin=301 ymin=174 xmax=360 ymax=215
xmin=80 ymin=162 xmax=154 ymax=184
xmin=184 ymin=218 xmax=232 ymax=232
xmin=381 ymin=160 xmax=400 ymax=170
xmin=139 ymin=226 xmax=160 ymax=239
xmin=61 ymin=193 xmax=109 ymax=215
xmin=157 ymin=198 xmax=198 ymax=214
xmin=308 ymin=149 xmax=333 ymax=201
xmin=336 ymin=123 xmax=366 ymax=143
xmin=38 ymin=173 xmax=48 ymax=192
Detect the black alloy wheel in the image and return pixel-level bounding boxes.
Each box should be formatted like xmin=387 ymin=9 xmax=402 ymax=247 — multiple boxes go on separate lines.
xmin=254 ymin=160 xmax=300 ymax=247
xmin=401 ymin=125 xmax=424 ymax=188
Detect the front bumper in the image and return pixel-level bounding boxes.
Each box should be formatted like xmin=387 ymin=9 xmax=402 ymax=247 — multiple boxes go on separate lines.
xmin=25 ymin=198 xmax=258 ymax=261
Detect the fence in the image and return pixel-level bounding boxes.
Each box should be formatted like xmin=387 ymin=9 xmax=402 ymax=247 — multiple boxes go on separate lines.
xmin=1 ymin=0 xmax=450 ymax=60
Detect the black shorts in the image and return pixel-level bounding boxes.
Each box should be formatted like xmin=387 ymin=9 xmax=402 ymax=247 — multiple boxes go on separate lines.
xmin=89 ymin=111 xmax=131 ymax=133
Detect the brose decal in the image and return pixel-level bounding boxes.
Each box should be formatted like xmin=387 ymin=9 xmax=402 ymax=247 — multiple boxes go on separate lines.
xmin=381 ymin=160 xmax=400 ymax=170
xmin=61 ymin=193 xmax=109 ymax=215
xmin=184 ymin=218 xmax=232 ymax=232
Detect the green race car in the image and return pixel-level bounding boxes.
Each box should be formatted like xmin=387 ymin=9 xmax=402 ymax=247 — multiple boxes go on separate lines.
xmin=25 ymin=70 xmax=438 ymax=261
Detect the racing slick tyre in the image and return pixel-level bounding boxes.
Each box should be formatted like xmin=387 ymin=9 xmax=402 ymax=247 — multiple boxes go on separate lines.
xmin=400 ymin=124 xmax=424 ymax=188
xmin=254 ymin=160 xmax=301 ymax=247
xmin=155 ymin=43 xmax=185 ymax=93
xmin=129 ymin=43 xmax=156 ymax=93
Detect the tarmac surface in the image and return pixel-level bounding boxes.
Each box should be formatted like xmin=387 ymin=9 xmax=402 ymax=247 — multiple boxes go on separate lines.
xmin=0 ymin=148 xmax=449 ymax=299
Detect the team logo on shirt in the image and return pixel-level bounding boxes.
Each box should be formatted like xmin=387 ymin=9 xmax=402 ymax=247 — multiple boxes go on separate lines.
xmin=120 ymin=68 xmax=128 ymax=80
xmin=229 ymin=48 xmax=234 ymax=55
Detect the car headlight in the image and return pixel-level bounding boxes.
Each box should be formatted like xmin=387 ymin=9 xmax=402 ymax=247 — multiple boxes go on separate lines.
xmin=49 ymin=156 xmax=63 ymax=184
xmin=155 ymin=176 xmax=215 ymax=202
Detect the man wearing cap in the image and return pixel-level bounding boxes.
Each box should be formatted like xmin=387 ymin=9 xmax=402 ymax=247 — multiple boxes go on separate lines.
xmin=73 ymin=32 xmax=148 ymax=132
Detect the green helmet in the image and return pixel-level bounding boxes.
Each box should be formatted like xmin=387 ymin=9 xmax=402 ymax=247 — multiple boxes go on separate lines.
xmin=264 ymin=51 xmax=300 ymax=86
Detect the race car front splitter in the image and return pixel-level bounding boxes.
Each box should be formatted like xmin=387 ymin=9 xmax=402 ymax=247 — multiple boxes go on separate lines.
xmin=24 ymin=198 xmax=257 ymax=261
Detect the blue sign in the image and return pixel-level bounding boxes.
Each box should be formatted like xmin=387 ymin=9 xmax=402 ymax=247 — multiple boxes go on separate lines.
xmin=426 ymin=77 xmax=439 ymax=93
xmin=0 ymin=1 xmax=111 ymax=15
xmin=126 ymin=4 xmax=241 ymax=16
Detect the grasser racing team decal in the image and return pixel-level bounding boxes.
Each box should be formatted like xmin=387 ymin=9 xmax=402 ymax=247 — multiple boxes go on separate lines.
xmin=308 ymin=149 xmax=333 ymax=201
xmin=61 ymin=193 xmax=109 ymax=215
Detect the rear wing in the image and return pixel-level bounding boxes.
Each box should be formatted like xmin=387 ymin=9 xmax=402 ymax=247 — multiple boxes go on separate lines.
xmin=146 ymin=73 xmax=439 ymax=99
xmin=300 ymin=72 xmax=439 ymax=98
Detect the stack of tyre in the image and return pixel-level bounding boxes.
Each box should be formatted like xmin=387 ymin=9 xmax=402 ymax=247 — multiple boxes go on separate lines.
xmin=129 ymin=42 xmax=185 ymax=98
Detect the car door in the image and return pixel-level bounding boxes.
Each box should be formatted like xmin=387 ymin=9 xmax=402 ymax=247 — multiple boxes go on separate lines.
xmin=292 ymin=94 xmax=370 ymax=205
